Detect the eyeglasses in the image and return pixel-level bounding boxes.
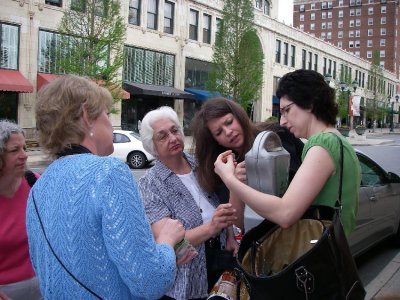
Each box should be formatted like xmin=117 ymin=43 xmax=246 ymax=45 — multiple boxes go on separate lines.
xmin=154 ymin=126 xmax=181 ymax=143
xmin=280 ymin=103 xmax=295 ymax=118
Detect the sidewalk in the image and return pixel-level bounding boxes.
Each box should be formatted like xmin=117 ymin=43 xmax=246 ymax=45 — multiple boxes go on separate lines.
xmin=365 ymin=251 xmax=400 ymax=300
xmin=27 ymin=128 xmax=400 ymax=168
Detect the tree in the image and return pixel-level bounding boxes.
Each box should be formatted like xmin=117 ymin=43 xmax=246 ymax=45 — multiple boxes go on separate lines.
xmin=368 ymin=50 xmax=384 ymax=131
xmin=207 ymin=0 xmax=264 ymax=113
xmin=57 ymin=0 xmax=126 ymax=104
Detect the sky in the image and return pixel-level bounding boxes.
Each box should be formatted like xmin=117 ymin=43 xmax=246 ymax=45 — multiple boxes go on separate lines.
xmin=277 ymin=0 xmax=294 ymax=26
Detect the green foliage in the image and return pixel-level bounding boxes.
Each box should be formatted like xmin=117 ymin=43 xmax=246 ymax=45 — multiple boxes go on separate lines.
xmin=57 ymin=0 xmax=126 ymax=107
xmin=207 ymin=0 xmax=264 ymax=113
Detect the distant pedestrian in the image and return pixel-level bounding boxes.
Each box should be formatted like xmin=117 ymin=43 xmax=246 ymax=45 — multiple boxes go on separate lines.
xmin=27 ymin=75 xmax=187 ymax=299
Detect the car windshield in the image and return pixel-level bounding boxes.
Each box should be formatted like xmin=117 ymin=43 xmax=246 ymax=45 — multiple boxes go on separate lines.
xmin=128 ymin=131 xmax=141 ymax=140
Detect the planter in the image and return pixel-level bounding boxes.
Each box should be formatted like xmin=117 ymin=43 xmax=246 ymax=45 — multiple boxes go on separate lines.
xmin=337 ymin=128 xmax=350 ymax=137
xmin=355 ymin=128 xmax=366 ymax=135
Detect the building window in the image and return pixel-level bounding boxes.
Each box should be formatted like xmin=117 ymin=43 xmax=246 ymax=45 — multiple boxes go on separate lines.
xmin=164 ymin=1 xmax=174 ymax=34
xmin=349 ymin=41 xmax=354 ymax=48
xmin=368 ymin=18 xmax=373 ymax=25
xmin=283 ymin=42 xmax=289 ymax=66
xmin=310 ymin=23 xmax=315 ymax=30
xmin=350 ymin=9 xmax=355 ymax=16
xmin=356 ymin=8 xmax=361 ymax=16
xmin=299 ymin=4 xmax=305 ymax=12
xmin=339 ymin=1 xmax=343 ymax=7
xmin=327 ymin=32 xmax=332 ymax=39
xmin=202 ymin=14 xmax=211 ymax=44
xmin=275 ymin=40 xmax=281 ymax=63
xmin=308 ymin=51 xmax=312 ymax=69
xmin=349 ymin=31 xmax=354 ymax=38
xmin=255 ymin=0 xmax=262 ymax=9
xmin=355 ymin=51 xmax=360 ymax=57
xmin=381 ymin=6 xmax=386 ymax=13
xmin=124 ymin=46 xmax=175 ymax=86
xmin=381 ymin=28 xmax=386 ymax=35
xmin=45 ymin=0 xmax=62 ymax=7
xmin=355 ymin=40 xmax=360 ymax=47
xmin=328 ymin=1 xmax=333 ymax=8
xmin=338 ymin=10 xmax=343 ymax=18
xmin=355 ymin=30 xmax=360 ymax=37
xmin=367 ymin=51 xmax=372 ymax=58
xmin=302 ymin=49 xmax=306 ymax=69
xmin=337 ymin=41 xmax=342 ymax=48
xmin=338 ymin=31 xmax=343 ymax=38
xmin=147 ymin=0 xmax=158 ymax=30
xmin=381 ymin=17 xmax=386 ymax=25
xmin=322 ymin=2 xmax=327 ymax=9
xmin=380 ymin=38 xmax=386 ymax=46
xmin=356 ymin=19 xmax=361 ymax=26
xmin=290 ymin=45 xmax=296 ymax=67
xmin=322 ymin=22 xmax=326 ymax=29
xmin=367 ymin=40 xmax=373 ymax=47
xmin=338 ymin=20 xmax=343 ymax=28
xmin=311 ymin=13 xmax=316 ymax=20
xmin=349 ymin=20 xmax=354 ymax=27
xmin=368 ymin=29 xmax=373 ymax=36
xmin=328 ymin=12 xmax=332 ymax=18
xmin=314 ymin=54 xmax=318 ymax=71
xmin=0 ymin=23 xmax=19 ymax=70
xmin=300 ymin=14 xmax=304 ymax=21
xmin=184 ymin=58 xmax=211 ymax=89
xmin=299 ymin=24 xmax=304 ymax=30
xmin=189 ymin=9 xmax=198 ymax=40
xmin=327 ymin=22 xmax=332 ymax=29
xmin=264 ymin=0 xmax=270 ymax=15
xmin=322 ymin=12 xmax=326 ymax=19
xmin=311 ymin=3 xmax=315 ymax=9
xmin=321 ymin=32 xmax=326 ymax=39
xmin=380 ymin=50 xmax=385 ymax=57
xmin=368 ymin=7 xmax=373 ymax=15
xmin=129 ymin=0 xmax=141 ymax=25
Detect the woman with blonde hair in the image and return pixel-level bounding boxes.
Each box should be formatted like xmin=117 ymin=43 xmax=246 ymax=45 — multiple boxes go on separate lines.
xmin=27 ymin=75 xmax=187 ymax=299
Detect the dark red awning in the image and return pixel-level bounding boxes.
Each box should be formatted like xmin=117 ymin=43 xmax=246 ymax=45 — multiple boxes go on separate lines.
xmin=0 ymin=69 xmax=34 ymax=93
xmin=37 ymin=73 xmax=60 ymax=92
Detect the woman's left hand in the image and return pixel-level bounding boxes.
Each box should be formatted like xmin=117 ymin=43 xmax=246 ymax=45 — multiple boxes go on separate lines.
xmin=225 ymin=233 xmax=239 ymax=257
xmin=214 ymin=151 xmax=236 ymax=181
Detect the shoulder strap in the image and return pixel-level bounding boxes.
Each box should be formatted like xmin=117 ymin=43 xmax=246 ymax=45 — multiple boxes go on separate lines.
xmin=25 ymin=170 xmax=38 ymax=187
xmin=31 ymin=191 xmax=103 ymax=299
xmin=330 ymin=133 xmax=344 ymax=209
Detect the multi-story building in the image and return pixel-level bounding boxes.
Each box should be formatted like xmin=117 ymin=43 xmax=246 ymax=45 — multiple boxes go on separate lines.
xmin=293 ymin=0 xmax=400 ymax=78
xmin=0 ymin=0 xmax=398 ymax=138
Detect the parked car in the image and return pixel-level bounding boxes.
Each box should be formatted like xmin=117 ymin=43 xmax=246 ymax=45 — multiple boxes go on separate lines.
xmin=111 ymin=130 xmax=155 ymax=169
xmin=244 ymin=149 xmax=400 ymax=257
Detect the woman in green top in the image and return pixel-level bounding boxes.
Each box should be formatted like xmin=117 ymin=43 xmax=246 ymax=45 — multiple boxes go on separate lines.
xmin=214 ymin=69 xmax=360 ymax=236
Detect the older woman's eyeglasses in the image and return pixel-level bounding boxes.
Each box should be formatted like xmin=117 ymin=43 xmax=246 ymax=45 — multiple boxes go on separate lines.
xmin=280 ymin=103 xmax=295 ymax=118
xmin=154 ymin=126 xmax=181 ymax=143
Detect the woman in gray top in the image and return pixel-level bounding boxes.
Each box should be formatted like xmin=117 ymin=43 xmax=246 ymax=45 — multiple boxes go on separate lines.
xmin=139 ymin=106 xmax=238 ymax=300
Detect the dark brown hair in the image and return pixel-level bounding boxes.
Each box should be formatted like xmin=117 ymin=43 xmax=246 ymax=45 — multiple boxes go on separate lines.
xmin=191 ymin=97 xmax=255 ymax=192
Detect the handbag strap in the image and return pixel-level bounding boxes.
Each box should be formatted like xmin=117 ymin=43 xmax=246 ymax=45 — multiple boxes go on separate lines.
xmin=31 ymin=191 xmax=103 ymax=300
xmin=331 ymin=133 xmax=344 ymax=210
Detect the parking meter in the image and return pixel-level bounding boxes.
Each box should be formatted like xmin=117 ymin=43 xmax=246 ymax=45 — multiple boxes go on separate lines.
xmin=244 ymin=131 xmax=290 ymax=231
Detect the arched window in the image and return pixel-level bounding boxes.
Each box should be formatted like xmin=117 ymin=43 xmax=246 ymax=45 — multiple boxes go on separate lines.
xmin=264 ymin=0 xmax=270 ymax=16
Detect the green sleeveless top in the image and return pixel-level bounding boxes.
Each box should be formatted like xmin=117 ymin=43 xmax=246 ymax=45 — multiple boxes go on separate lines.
xmin=302 ymin=132 xmax=361 ymax=236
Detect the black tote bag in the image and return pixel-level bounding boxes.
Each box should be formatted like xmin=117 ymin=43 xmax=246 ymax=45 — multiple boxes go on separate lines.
xmin=235 ymin=135 xmax=366 ymax=300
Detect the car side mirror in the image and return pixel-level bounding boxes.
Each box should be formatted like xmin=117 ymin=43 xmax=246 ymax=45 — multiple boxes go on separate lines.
xmin=387 ymin=172 xmax=400 ymax=183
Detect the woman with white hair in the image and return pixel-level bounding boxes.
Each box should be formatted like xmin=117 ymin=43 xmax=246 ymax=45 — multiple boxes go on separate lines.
xmin=139 ymin=106 xmax=238 ymax=300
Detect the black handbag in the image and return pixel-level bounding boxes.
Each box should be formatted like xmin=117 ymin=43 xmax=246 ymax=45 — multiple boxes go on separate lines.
xmin=235 ymin=135 xmax=366 ymax=300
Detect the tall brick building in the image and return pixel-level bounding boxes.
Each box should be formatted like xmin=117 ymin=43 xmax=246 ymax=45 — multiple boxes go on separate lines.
xmin=293 ymin=0 xmax=400 ymax=79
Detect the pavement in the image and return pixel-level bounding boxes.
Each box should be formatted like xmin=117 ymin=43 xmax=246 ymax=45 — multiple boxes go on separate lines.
xmin=26 ymin=128 xmax=400 ymax=299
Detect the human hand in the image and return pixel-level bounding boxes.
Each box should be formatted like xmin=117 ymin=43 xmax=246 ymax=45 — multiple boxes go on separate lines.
xmin=156 ymin=218 xmax=185 ymax=247
xmin=175 ymin=241 xmax=198 ymax=266
xmin=214 ymin=151 xmax=236 ymax=181
xmin=234 ymin=161 xmax=247 ymax=183
xmin=0 ymin=291 xmax=10 ymax=300
xmin=225 ymin=233 xmax=240 ymax=257
xmin=209 ymin=203 xmax=237 ymax=236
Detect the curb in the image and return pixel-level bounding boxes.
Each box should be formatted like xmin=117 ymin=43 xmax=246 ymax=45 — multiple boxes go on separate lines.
xmin=365 ymin=252 xmax=400 ymax=299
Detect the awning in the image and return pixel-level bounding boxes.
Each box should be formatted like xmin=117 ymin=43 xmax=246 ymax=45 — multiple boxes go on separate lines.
xmin=37 ymin=74 xmax=130 ymax=99
xmin=123 ymin=82 xmax=195 ymax=100
xmin=184 ymin=88 xmax=220 ymax=102
xmin=0 ymin=69 xmax=34 ymax=93
xmin=37 ymin=73 xmax=59 ymax=92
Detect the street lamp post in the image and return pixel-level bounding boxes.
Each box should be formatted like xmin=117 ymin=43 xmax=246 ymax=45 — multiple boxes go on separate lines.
xmin=351 ymin=80 xmax=359 ymax=129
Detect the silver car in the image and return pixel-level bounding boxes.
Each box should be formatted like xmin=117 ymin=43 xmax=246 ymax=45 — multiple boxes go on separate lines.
xmin=244 ymin=150 xmax=400 ymax=257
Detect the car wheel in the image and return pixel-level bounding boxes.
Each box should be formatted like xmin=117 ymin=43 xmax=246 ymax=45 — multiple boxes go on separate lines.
xmin=127 ymin=151 xmax=147 ymax=169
